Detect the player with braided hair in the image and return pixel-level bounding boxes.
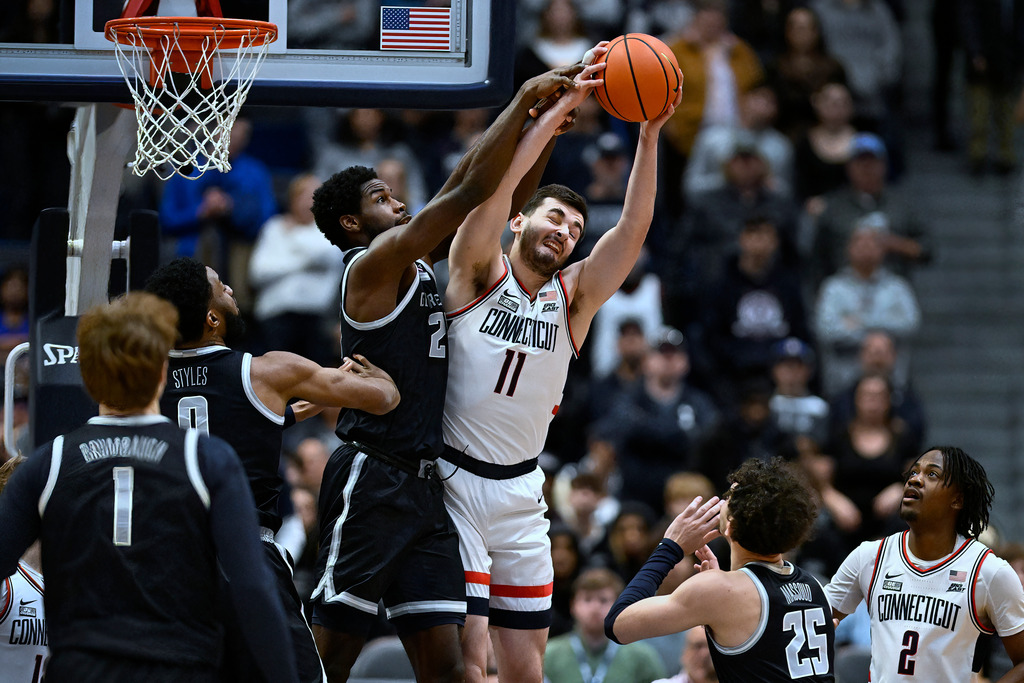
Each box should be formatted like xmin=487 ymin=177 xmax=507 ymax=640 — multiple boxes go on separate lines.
xmin=826 ymin=446 xmax=1024 ymax=682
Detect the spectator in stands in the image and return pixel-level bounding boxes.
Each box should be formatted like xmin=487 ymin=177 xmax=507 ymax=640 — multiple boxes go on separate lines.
xmin=553 ymin=426 xmax=624 ymax=533
xmin=159 ymin=117 xmax=277 ymax=313
xmin=669 ymin=135 xmax=800 ymax=325
xmin=0 ymin=266 xmax=29 ymax=370
xmin=514 ymin=0 xmax=594 ymax=90
xmin=700 ymin=214 xmax=809 ymax=398
xmin=591 ymin=503 xmax=660 ymax=586
xmin=769 ymin=337 xmax=830 ymax=454
xmin=589 ymin=249 xmax=663 ymax=379
xmin=589 ymin=319 xmax=652 ymax=422
xmin=958 ymin=0 xmax=1024 ymax=176
xmin=311 ymin=108 xmax=427 ymax=211
xmin=684 ymin=85 xmax=794 ymax=201
xmin=809 ymin=0 xmax=901 ymax=135
xmin=548 ymin=524 xmax=584 ymax=638
xmin=578 ymin=132 xmax=634 ymax=258
xmin=793 ymin=82 xmax=857 ymax=212
xmin=663 ymin=0 xmax=764 ymax=218
xmin=812 ymin=133 xmax=931 ymax=286
xmin=652 ymin=626 xmax=719 ymax=683
xmin=828 ymin=329 xmax=926 ymax=453
xmin=544 ymin=568 xmax=666 ymax=683
xmin=608 ymin=328 xmax=720 ymax=515
xmin=814 ymin=221 xmax=921 ymax=397
xmin=767 ymin=5 xmax=847 ymax=141
xmin=249 ymin=172 xmax=343 ymax=366
xmin=559 ymin=472 xmax=616 ymax=559
xmin=729 ymin=0 xmax=797 ymax=66
xmin=823 ymin=372 xmax=917 ymax=548
xmin=694 ymin=374 xmax=794 ymax=493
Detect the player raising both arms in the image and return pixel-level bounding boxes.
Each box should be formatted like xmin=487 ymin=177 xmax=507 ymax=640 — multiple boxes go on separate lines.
xmin=436 ymin=59 xmax=682 ymax=682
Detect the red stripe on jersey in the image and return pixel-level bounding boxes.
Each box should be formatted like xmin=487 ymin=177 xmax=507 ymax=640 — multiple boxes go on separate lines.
xmin=970 ymin=549 xmax=996 ymax=635
xmin=447 ymin=261 xmax=509 ymax=319
xmin=555 ymin=270 xmax=579 ymax=358
xmin=0 ymin=576 xmax=12 ymax=623
xmin=465 ymin=571 xmax=491 ymax=586
xmin=17 ymin=565 xmax=43 ymax=596
xmin=490 ymin=582 xmax=553 ymax=598
xmin=901 ymin=532 xmax=973 ymax=575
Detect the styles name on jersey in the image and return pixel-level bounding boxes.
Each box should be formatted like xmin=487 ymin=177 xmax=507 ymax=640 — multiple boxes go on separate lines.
xmin=172 ymin=366 xmax=208 ymax=388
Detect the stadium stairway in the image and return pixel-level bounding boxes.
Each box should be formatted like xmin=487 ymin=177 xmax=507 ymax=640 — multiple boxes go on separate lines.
xmin=899 ymin=1 xmax=1024 ymax=541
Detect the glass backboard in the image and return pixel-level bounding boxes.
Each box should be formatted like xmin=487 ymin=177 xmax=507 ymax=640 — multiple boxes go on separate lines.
xmin=0 ymin=0 xmax=514 ymax=108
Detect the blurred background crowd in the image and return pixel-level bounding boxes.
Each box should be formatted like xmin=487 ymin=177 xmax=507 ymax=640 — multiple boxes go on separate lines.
xmin=2 ymin=0 xmax=1024 ymax=679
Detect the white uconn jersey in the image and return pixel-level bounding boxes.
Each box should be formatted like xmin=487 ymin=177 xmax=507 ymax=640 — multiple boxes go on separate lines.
xmin=827 ymin=531 xmax=1024 ymax=683
xmin=0 ymin=562 xmax=46 ymax=682
xmin=443 ymin=257 xmax=578 ymax=466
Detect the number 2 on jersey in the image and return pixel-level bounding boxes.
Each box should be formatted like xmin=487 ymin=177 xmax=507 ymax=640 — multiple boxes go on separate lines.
xmin=494 ymin=350 xmax=526 ymax=397
xmin=898 ymin=630 xmax=919 ymax=674
xmin=783 ymin=607 xmax=830 ymax=677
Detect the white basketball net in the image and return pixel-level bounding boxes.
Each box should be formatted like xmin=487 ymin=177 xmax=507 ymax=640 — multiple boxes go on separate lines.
xmin=108 ymin=20 xmax=275 ymax=180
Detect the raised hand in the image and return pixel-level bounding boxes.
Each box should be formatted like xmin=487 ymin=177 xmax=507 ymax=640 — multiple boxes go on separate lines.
xmin=694 ymin=544 xmax=720 ymax=573
xmin=664 ymin=495 xmax=721 ymax=554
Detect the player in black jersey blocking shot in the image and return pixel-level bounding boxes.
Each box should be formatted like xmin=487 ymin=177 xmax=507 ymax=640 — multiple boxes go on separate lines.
xmin=145 ymin=257 xmax=399 ymax=683
xmin=605 ymin=457 xmax=835 ymax=683
xmin=0 ymin=292 xmax=298 ymax=683
xmin=306 ymin=63 xmax=599 ymax=683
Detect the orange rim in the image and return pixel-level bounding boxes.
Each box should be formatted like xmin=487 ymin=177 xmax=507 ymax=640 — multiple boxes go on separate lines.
xmin=104 ymin=16 xmax=278 ymax=51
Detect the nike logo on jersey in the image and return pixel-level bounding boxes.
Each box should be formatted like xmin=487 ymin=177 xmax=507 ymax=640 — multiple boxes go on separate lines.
xmin=19 ymin=599 xmax=35 ymax=606
xmin=885 ymin=572 xmax=902 ymax=579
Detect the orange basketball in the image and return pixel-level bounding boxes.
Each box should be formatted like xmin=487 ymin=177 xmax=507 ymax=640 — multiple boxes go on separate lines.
xmin=593 ymin=34 xmax=682 ymax=123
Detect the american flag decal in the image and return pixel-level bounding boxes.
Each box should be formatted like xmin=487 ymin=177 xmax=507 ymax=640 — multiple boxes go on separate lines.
xmin=540 ymin=290 xmax=558 ymax=301
xmin=949 ymin=570 xmax=967 ymax=582
xmin=380 ymin=6 xmax=452 ymax=51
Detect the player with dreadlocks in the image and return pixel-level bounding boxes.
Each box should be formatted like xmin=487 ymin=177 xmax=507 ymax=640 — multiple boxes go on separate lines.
xmin=826 ymin=446 xmax=1024 ymax=682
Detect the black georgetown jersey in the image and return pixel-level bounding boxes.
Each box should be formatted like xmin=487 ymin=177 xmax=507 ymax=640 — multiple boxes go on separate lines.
xmin=160 ymin=346 xmax=286 ymax=531
xmin=28 ymin=417 xmax=227 ymax=666
xmin=709 ymin=562 xmax=836 ymax=682
xmin=335 ymin=248 xmax=448 ymax=464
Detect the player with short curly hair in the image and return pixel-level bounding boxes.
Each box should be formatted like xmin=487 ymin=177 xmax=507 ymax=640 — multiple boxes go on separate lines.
xmin=725 ymin=457 xmax=819 ymax=557
xmin=826 ymin=446 xmax=1024 ymax=682
xmin=311 ymin=165 xmax=378 ymax=250
xmin=605 ymin=457 xmax=835 ymax=682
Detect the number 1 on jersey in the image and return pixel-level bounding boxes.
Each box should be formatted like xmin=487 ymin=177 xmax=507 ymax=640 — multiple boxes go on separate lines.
xmin=494 ymin=350 xmax=526 ymax=397
xmin=112 ymin=466 xmax=134 ymax=546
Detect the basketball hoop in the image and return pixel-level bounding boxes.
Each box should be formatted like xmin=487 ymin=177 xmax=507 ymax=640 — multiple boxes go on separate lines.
xmin=105 ymin=17 xmax=277 ymax=180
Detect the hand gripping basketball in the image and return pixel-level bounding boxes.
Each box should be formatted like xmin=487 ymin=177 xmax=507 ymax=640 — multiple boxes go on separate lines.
xmin=592 ymin=33 xmax=683 ymax=122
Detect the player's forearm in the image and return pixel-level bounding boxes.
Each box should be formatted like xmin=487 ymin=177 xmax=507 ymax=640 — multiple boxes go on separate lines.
xmin=617 ymin=131 xmax=660 ymax=236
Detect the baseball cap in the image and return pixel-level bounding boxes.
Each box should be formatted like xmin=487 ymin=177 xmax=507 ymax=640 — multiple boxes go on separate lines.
xmin=584 ymin=132 xmax=627 ymax=166
xmin=772 ymin=337 xmax=815 ymax=365
xmin=850 ymin=133 xmax=887 ymax=160
xmin=655 ymin=326 xmax=688 ymax=354
xmin=729 ymin=130 xmax=762 ymax=158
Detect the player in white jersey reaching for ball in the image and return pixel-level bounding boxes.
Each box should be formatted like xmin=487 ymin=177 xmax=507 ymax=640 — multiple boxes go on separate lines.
xmin=826 ymin=446 xmax=1024 ymax=682
xmin=437 ymin=60 xmax=683 ymax=682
